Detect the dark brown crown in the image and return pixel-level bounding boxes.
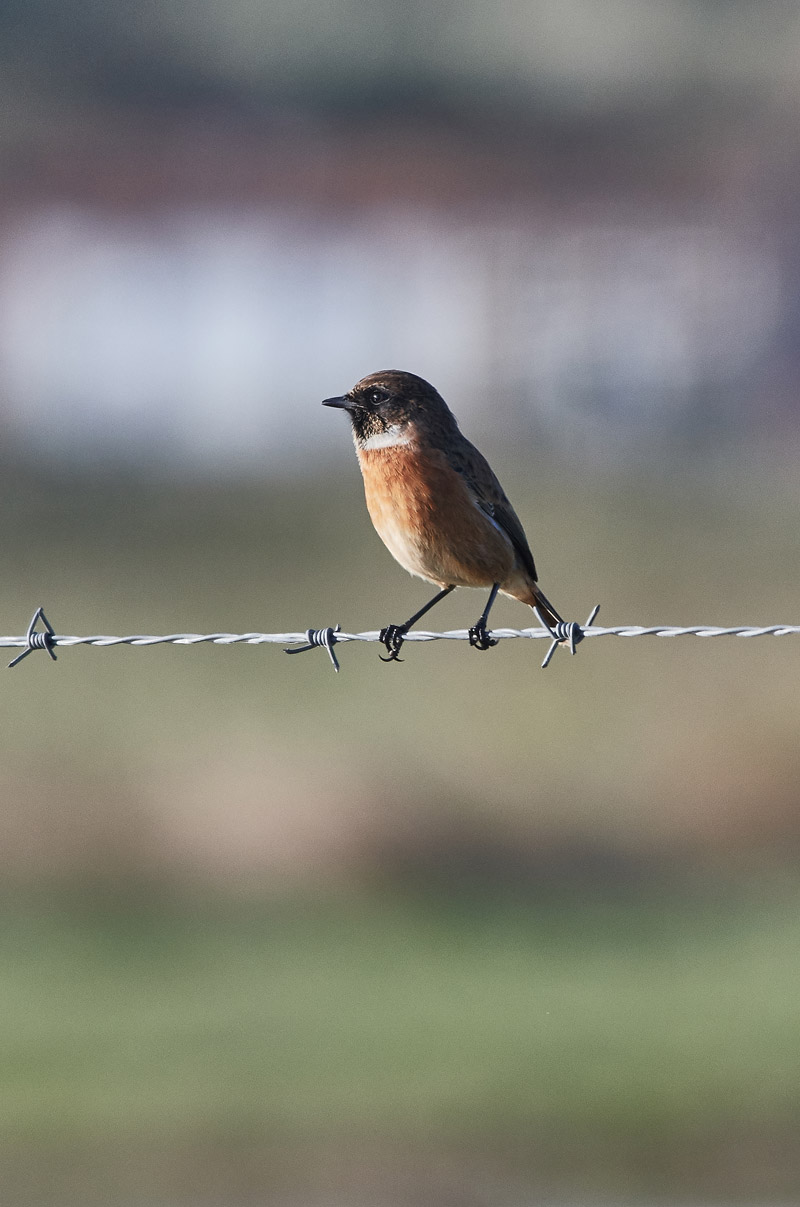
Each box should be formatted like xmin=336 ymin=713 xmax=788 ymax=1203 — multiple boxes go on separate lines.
xmin=329 ymin=369 xmax=459 ymax=444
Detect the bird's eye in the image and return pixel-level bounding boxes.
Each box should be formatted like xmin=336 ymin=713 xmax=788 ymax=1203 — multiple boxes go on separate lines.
xmin=369 ymin=388 xmax=388 ymax=406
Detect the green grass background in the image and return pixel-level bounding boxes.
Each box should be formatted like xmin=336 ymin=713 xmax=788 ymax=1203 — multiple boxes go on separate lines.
xmin=2 ymin=890 xmax=800 ymax=1203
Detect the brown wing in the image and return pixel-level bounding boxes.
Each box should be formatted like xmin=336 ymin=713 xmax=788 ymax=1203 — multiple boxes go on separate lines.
xmin=446 ymin=432 xmax=539 ymax=584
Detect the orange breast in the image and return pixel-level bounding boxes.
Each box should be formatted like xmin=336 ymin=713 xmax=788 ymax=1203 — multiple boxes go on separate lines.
xmin=356 ymin=443 xmax=517 ymax=589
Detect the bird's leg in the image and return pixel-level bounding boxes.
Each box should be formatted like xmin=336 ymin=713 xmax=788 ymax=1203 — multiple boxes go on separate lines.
xmin=379 ymin=585 xmax=455 ymax=662
xmin=468 ymin=583 xmax=500 ymax=651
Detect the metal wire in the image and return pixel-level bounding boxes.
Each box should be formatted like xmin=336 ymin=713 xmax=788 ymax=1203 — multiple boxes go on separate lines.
xmin=4 ymin=605 xmax=800 ymax=673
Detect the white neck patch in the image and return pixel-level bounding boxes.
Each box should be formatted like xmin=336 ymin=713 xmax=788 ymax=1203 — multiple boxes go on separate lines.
xmin=358 ymin=424 xmax=412 ymax=451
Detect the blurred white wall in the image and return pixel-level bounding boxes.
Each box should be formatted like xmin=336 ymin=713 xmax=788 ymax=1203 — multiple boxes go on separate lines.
xmin=0 ymin=203 xmax=781 ymax=467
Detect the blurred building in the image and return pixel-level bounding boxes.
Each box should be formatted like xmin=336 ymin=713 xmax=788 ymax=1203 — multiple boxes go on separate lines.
xmin=0 ymin=0 xmax=799 ymax=467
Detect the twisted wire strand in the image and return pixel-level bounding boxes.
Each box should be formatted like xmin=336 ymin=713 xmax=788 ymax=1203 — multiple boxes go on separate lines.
xmin=4 ymin=604 xmax=800 ymax=677
xmin=3 ymin=624 xmax=800 ymax=651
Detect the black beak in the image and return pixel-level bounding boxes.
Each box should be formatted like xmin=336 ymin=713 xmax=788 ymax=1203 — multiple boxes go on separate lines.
xmin=322 ymin=395 xmax=350 ymax=409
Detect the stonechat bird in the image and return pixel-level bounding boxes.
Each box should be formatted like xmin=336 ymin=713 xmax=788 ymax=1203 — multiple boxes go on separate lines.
xmin=323 ymin=369 xmax=565 ymax=661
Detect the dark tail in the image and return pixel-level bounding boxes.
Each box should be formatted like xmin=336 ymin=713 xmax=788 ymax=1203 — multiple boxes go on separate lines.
xmin=532 ymin=585 xmax=565 ymax=630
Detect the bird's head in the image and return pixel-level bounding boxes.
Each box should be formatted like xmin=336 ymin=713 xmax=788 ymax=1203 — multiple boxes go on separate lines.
xmin=322 ymin=370 xmax=456 ymax=448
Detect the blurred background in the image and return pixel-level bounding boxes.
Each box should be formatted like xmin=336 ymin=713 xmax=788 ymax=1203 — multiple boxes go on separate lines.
xmin=1 ymin=1 xmax=800 ymax=1204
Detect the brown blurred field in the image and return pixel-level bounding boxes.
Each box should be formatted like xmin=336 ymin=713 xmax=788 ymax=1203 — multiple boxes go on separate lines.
xmin=2 ymin=453 xmax=799 ymax=888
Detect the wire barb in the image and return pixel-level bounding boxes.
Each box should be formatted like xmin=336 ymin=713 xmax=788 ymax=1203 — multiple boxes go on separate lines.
xmin=284 ymin=625 xmax=341 ymax=672
xmin=535 ymin=603 xmax=601 ymax=669
xmin=8 ymin=606 xmax=58 ymax=669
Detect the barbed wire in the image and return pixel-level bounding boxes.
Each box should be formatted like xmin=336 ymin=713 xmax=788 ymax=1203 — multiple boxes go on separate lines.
xmin=3 ymin=606 xmax=800 ymax=673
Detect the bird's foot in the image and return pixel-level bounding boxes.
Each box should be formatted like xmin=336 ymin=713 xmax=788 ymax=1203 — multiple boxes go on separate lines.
xmin=468 ymin=621 xmax=498 ymax=651
xmin=379 ymin=624 xmax=408 ymax=662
